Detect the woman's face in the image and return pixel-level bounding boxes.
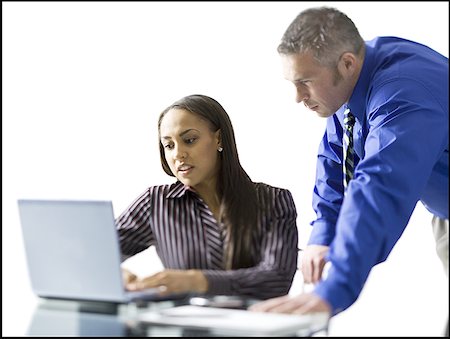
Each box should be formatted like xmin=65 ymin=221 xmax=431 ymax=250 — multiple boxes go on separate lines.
xmin=159 ymin=108 xmax=221 ymax=193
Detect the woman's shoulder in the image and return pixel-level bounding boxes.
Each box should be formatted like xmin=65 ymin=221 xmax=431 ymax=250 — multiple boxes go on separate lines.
xmin=253 ymin=182 xmax=292 ymax=195
xmin=253 ymin=182 xmax=295 ymax=206
xmin=253 ymin=182 xmax=297 ymax=217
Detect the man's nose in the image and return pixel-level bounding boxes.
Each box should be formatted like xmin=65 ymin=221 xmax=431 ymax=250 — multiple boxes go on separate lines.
xmin=295 ymin=86 xmax=309 ymax=104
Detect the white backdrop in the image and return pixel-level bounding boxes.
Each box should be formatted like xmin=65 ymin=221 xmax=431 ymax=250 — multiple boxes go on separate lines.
xmin=3 ymin=1 xmax=448 ymax=336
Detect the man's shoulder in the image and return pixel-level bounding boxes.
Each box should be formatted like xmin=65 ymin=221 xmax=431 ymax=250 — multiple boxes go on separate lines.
xmin=367 ymin=36 xmax=445 ymax=62
xmin=367 ymin=36 xmax=423 ymax=47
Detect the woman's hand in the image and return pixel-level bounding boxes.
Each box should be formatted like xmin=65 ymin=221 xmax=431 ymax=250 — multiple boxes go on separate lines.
xmin=122 ymin=267 xmax=138 ymax=287
xmin=125 ymin=269 xmax=208 ymax=295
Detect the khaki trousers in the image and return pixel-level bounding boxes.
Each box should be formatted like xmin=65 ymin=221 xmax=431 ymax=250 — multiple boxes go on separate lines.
xmin=432 ymin=216 xmax=449 ymax=277
xmin=432 ymin=216 xmax=449 ymax=337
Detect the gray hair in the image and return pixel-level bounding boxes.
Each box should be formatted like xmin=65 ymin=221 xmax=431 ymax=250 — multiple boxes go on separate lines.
xmin=278 ymin=7 xmax=364 ymax=67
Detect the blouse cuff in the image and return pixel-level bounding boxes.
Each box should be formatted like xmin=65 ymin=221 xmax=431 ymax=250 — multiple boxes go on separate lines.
xmin=202 ymin=270 xmax=232 ymax=295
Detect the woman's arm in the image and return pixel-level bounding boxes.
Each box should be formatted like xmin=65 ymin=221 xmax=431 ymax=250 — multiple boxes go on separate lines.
xmin=201 ymin=188 xmax=299 ymax=300
xmin=116 ymin=188 xmax=154 ymax=262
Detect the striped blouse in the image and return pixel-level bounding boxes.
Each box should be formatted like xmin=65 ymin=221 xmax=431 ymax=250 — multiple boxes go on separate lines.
xmin=116 ymin=180 xmax=299 ymax=300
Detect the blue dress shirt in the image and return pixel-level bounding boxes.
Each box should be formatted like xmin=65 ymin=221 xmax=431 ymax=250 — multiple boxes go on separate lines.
xmin=309 ymin=37 xmax=449 ymax=314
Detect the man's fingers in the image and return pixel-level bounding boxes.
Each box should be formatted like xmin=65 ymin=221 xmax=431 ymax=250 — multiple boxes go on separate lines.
xmin=301 ymin=256 xmax=313 ymax=283
xmin=248 ymin=294 xmax=291 ymax=312
xmin=250 ymin=293 xmax=328 ymax=316
xmin=311 ymin=259 xmax=323 ymax=283
xmin=261 ymin=297 xmax=306 ymax=314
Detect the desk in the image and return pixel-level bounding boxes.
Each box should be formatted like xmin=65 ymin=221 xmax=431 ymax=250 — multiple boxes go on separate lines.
xmin=26 ymin=297 xmax=329 ymax=337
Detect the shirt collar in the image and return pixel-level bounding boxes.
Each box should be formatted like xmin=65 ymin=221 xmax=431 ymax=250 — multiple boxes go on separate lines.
xmin=166 ymin=180 xmax=198 ymax=199
xmin=347 ymin=40 xmax=376 ymax=121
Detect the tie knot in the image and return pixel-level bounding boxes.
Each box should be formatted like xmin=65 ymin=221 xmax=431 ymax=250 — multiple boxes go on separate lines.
xmin=344 ymin=108 xmax=355 ymax=127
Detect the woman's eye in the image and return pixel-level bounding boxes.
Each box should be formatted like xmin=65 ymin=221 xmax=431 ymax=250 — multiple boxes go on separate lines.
xmin=163 ymin=144 xmax=174 ymax=150
xmin=185 ymin=137 xmax=197 ymax=144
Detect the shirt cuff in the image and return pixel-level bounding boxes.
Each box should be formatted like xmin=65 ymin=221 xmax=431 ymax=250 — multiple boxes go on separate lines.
xmin=308 ymin=220 xmax=336 ymax=245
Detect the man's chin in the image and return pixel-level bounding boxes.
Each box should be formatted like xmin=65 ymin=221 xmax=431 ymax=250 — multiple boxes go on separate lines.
xmin=315 ymin=110 xmax=332 ymax=118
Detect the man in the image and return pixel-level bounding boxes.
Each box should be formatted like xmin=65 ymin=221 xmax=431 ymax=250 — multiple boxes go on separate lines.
xmin=249 ymin=6 xmax=448 ymax=333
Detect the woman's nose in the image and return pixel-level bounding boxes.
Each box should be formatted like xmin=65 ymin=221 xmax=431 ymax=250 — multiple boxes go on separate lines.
xmin=173 ymin=145 xmax=187 ymax=160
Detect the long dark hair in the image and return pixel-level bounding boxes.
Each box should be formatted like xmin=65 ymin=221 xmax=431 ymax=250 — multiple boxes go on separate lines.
xmin=158 ymin=94 xmax=258 ymax=269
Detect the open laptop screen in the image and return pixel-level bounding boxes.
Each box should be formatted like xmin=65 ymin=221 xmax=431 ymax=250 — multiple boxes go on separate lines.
xmin=17 ymin=199 xmax=145 ymax=303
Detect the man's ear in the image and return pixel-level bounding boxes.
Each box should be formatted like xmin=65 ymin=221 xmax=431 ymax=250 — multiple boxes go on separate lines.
xmin=339 ymin=52 xmax=357 ymax=75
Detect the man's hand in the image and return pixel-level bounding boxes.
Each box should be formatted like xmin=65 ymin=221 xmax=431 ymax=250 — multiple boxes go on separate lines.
xmin=301 ymin=245 xmax=329 ymax=284
xmin=248 ymin=292 xmax=331 ymax=316
xmin=125 ymin=269 xmax=208 ymax=295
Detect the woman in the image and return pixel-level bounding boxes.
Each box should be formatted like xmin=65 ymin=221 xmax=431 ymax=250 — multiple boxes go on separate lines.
xmin=116 ymin=94 xmax=298 ymax=300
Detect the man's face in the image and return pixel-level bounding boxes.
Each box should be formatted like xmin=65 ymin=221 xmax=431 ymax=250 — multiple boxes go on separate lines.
xmin=281 ymin=51 xmax=352 ymax=118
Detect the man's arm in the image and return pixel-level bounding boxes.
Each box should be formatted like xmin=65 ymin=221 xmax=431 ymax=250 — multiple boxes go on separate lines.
xmin=303 ymin=114 xmax=348 ymax=282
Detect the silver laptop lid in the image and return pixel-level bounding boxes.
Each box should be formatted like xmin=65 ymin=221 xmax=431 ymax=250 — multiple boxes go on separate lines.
xmin=17 ymin=199 xmax=128 ymax=303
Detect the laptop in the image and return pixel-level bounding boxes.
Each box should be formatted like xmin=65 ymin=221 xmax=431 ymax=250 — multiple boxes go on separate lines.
xmin=17 ymin=199 xmax=174 ymax=304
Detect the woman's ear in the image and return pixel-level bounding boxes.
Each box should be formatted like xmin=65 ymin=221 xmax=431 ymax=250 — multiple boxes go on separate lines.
xmin=215 ymin=129 xmax=222 ymax=147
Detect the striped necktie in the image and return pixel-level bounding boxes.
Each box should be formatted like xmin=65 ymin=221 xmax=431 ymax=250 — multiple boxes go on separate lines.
xmin=343 ymin=108 xmax=356 ymax=191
